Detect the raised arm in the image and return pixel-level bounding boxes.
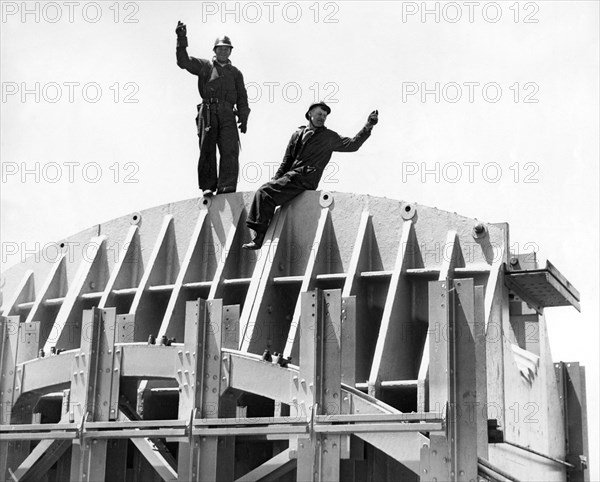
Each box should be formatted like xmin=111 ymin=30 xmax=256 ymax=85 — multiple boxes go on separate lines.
xmin=175 ymin=21 xmax=203 ymax=75
xmin=333 ymin=110 xmax=379 ymax=152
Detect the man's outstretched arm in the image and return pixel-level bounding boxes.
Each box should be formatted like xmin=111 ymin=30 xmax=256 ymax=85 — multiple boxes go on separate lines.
xmin=175 ymin=21 xmax=203 ymax=75
xmin=333 ymin=110 xmax=379 ymax=153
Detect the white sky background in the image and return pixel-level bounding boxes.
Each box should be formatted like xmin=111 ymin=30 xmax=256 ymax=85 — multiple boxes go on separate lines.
xmin=1 ymin=0 xmax=598 ymax=477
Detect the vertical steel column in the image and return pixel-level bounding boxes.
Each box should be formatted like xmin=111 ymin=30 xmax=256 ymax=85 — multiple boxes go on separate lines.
xmin=177 ymin=298 xmax=232 ymax=482
xmin=69 ymin=308 xmax=121 ymax=482
xmin=296 ymin=289 xmax=342 ymax=482
xmin=340 ymin=296 xmax=357 ymax=386
xmin=474 ymin=285 xmax=488 ymax=458
xmin=421 ymin=279 xmax=482 ymax=482
xmin=422 ymin=280 xmax=452 ymax=482
xmin=555 ymin=361 xmax=590 ymax=482
xmin=452 ymin=279 xmax=484 ymax=480
xmin=0 ymin=317 xmax=38 ymax=479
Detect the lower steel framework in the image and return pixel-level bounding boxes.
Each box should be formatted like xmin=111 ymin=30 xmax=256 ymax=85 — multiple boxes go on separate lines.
xmin=0 ymin=191 xmax=588 ymax=481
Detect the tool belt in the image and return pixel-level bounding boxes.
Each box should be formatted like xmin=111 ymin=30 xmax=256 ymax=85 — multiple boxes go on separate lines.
xmin=196 ymin=99 xmax=236 ymax=144
xmin=202 ymin=98 xmax=233 ymax=109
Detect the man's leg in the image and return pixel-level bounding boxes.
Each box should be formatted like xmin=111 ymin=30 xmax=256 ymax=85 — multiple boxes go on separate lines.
xmin=197 ymin=114 xmax=219 ymax=193
xmin=243 ymin=175 xmax=305 ymax=249
xmin=216 ymin=108 xmax=239 ymax=193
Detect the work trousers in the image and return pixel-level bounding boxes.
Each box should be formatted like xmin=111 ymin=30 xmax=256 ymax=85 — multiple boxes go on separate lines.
xmin=246 ymin=174 xmax=309 ymax=234
xmin=196 ymin=103 xmax=239 ymax=191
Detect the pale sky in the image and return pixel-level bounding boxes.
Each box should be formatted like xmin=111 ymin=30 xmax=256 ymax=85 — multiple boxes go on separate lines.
xmin=1 ymin=1 xmax=598 ymax=477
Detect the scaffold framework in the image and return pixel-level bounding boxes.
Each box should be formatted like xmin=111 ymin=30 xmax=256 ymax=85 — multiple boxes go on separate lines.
xmin=0 ymin=191 xmax=588 ymax=481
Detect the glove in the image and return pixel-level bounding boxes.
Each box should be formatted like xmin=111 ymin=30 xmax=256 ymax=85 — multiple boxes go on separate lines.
xmin=367 ymin=109 xmax=379 ymax=126
xmin=238 ymin=121 xmax=247 ymax=134
xmin=175 ymin=21 xmax=187 ymax=37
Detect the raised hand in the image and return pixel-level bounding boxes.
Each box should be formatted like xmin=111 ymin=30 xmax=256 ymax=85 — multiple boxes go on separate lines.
xmin=175 ymin=21 xmax=187 ymax=37
xmin=367 ymin=109 xmax=379 ymax=126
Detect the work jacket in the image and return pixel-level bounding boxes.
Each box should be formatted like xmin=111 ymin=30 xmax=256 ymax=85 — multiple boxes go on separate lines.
xmin=176 ymin=41 xmax=250 ymax=124
xmin=273 ymin=125 xmax=372 ymax=189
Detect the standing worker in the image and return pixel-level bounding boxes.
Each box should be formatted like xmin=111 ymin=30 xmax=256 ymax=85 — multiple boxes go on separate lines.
xmin=175 ymin=21 xmax=250 ymax=196
xmin=242 ymin=102 xmax=378 ymax=249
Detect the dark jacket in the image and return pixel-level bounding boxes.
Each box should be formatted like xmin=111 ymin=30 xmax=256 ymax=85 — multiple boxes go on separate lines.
xmin=273 ymin=125 xmax=372 ymax=189
xmin=176 ymin=40 xmax=250 ymax=123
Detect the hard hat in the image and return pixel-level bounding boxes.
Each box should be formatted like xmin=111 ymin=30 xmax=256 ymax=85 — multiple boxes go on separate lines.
xmin=305 ymin=102 xmax=332 ymax=120
xmin=213 ymin=36 xmax=234 ymax=50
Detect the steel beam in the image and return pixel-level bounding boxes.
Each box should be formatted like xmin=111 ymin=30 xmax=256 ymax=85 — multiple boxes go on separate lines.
xmin=369 ymin=220 xmax=416 ymax=390
xmin=2 ymin=271 xmax=34 ymax=317
xmin=177 ymin=298 xmax=233 ymax=482
xmin=118 ymin=411 xmax=178 ymax=482
xmin=11 ymin=411 xmax=72 ymax=482
xmin=421 ymin=279 xmax=484 ymax=482
xmin=418 ymin=230 xmax=462 ymax=411
xmin=1 ymin=316 xmax=21 ymax=479
xmin=23 ymin=255 xmax=67 ymax=349
xmin=234 ymin=448 xmax=296 ymax=482
xmin=239 ymin=207 xmax=288 ymax=353
xmin=283 ymin=207 xmax=330 ymax=359
xmin=43 ymin=236 xmax=108 ymax=353
xmin=555 ymin=361 xmax=590 ymax=481
xmin=69 ymin=307 xmax=120 ymax=481
xmin=1 ymin=318 xmax=41 ymax=479
xmin=296 ymin=289 xmax=342 ymax=481
xmin=98 ymin=224 xmax=141 ymax=310
xmin=129 ymin=215 xmax=176 ymax=342
xmin=158 ymin=209 xmax=209 ymax=342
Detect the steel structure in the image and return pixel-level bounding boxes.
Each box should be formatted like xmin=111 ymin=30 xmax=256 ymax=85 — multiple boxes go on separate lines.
xmin=0 ymin=191 xmax=588 ymax=481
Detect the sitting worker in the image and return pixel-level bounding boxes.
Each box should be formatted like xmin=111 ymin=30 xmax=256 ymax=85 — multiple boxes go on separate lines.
xmin=175 ymin=21 xmax=250 ymax=196
xmin=242 ymin=102 xmax=378 ymax=249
